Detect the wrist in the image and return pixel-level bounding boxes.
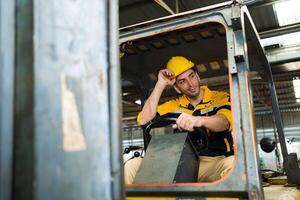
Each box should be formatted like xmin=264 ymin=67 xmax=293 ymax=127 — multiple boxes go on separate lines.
xmin=195 ymin=116 xmax=205 ymax=127
xmin=155 ymin=81 xmax=167 ymax=90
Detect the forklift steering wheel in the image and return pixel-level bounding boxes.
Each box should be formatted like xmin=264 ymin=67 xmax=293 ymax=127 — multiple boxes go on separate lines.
xmin=143 ymin=113 xmax=208 ymax=154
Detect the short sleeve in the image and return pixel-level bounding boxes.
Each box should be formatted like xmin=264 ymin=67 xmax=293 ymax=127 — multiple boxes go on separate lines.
xmin=136 ymin=99 xmax=179 ymax=125
xmin=214 ymin=91 xmax=232 ymax=131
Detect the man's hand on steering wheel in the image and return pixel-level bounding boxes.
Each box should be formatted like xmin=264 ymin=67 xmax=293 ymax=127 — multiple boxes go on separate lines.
xmin=144 ymin=113 xmax=209 ymax=152
xmin=172 ymin=113 xmax=204 ymax=132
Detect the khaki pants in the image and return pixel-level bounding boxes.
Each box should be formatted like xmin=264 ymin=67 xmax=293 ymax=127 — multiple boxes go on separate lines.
xmin=124 ymin=157 xmax=143 ymax=184
xmin=124 ymin=155 xmax=234 ymax=184
xmin=197 ymin=155 xmax=234 ymax=182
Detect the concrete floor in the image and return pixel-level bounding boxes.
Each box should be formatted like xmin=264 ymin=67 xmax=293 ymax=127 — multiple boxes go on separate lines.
xmin=264 ymin=185 xmax=300 ymax=200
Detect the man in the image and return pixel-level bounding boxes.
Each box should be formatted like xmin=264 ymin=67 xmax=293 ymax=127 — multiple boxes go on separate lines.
xmin=124 ymin=56 xmax=234 ymax=184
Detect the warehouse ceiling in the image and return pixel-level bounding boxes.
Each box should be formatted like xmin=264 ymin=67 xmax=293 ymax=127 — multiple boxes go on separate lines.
xmin=119 ymin=0 xmax=280 ymax=30
xmin=119 ymin=0 xmax=300 ymax=120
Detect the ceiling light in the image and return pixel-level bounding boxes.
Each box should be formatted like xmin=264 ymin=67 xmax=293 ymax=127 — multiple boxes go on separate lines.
xmin=292 ymin=78 xmax=300 ymax=99
xmin=261 ymin=32 xmax=300 ymax=47
xmin=199 ymin=30 xmax=213 ymax=38
xmin=274 ymin=0 xmax=300 ymax=26
xmin=196 ymin=64 xmax=207 ymax=72
xmin=135 ymin=99 xmax=141 ymax=105
xmin=167 ymin=38 xmax=180 ymax=45
xmin=209 ymin=61 xmax=220 ymax=70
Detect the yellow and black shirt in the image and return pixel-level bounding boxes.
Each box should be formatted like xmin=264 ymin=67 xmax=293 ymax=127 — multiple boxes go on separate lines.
xmin=137 ymin=86 xmax=233 ymax=157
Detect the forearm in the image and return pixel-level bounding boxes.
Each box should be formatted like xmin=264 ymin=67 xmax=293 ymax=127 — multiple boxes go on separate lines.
xmin=139 ymin=83 xmax=166 ymax=125
xmin=196 ymin=114 xmax=229 ymax=132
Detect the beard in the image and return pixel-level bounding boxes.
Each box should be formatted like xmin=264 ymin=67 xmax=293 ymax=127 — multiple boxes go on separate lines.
xmin=184 ymin=86 xmax=200 ymax=98
xmin=187 ymin=92 xmax=200 ymax=98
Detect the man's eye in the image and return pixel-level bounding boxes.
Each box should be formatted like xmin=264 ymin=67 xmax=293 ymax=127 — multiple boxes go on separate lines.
xmin=178 ymin=80 xmax=185 ymax=84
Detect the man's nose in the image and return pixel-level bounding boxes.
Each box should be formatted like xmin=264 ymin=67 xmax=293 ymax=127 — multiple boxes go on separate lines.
xmin=186 ymin=79 xmax=193 ymax=87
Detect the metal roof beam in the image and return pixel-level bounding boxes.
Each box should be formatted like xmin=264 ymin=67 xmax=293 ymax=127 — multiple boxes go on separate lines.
xmin=247 ymin=0 xmax=287 ymax=8
xmin=259 ymin=22 xmax=300 ymax=39
xmin=154 ymin=0 xmax=175 ymax=15
xmin=266 ymin=45 xmax=300 ymax=65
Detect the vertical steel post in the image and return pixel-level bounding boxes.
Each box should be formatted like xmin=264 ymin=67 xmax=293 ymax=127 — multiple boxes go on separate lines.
xmin=265 ymin=69 xmax=288 ymax=161
xmin=231 ymin=4 xmax=263 ymax=199
xmin=107 ymin=0 xmax=125 ymax=199
xmin=271 ymin=115 xmax=282 ymax=172
xmin=33 ymin=0 xmax=122 ymax=199
xmin=9 ymin=0 xmax=122 ymax=199
xmin=13 ymin=0 xmax=35 ymax=199
xmin=0 ymin=0 xmax=15 ymax=199
xmin=265 ymin=61 xmax=300 ymax=184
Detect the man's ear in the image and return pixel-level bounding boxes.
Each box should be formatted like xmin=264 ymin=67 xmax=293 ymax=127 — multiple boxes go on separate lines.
xmin=196 ymin=73 xmax=201 ymax=82
xmin=173 ymin=84 xmax=182 ymax=94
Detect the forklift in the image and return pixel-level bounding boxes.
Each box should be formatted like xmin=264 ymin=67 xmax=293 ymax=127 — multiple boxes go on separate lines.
xmin=1 ymin=0 xmax=300 ymax=199
xmin=120 ymin=1 xmax=300 ymax=199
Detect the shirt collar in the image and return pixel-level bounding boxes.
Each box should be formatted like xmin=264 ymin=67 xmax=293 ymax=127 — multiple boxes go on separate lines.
xmin=201 ymin=86 xmax=212 ymax=104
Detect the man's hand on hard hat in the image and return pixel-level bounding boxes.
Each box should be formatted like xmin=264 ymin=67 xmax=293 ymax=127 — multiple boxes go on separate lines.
xmin=157 ymin=69 xmax=176 ymax=88
xmin=172 ymin=112 xmax=204 ymax=132
xmin=138 ymin=69 xmax=175 ymax=126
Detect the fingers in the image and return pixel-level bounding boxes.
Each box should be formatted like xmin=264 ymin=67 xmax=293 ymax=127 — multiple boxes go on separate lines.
xmin=160 ymin=69 xmax=174 ymax=78
xmin=158 ymin=69 xmax=175 ymax=86
xmin=174 ymin=113 xmax=194 ymax=132
xmin=169 ymin=78 xmax=176 ymax=85
xmin=172 ymin=124 xmax=181 ymax=131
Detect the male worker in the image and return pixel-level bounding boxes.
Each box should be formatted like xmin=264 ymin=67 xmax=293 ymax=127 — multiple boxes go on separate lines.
xmin=124 ymin=56 xmax=234 ymax=184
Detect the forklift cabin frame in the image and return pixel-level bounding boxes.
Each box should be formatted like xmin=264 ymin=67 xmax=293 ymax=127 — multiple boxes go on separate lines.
xmin=120 ymin=1 xmax=300 ymax=199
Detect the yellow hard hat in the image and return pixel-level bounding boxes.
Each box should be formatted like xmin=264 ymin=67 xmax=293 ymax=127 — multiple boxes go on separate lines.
xmin=166 ymin=56 xmax=194 ymax=77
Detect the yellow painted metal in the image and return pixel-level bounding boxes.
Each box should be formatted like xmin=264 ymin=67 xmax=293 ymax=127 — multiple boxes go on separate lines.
xmin=127 ymin=197 xmax=240 ymax=200
xmin=268 ymin=176 xmax=288 ymax=185
xmin=264 ymin=185 xmax=300 ymax=200
xmin=127 ymin=198 xmax=175 ymax=200
xmin=206 ymin=198 xmax=239 ymax=200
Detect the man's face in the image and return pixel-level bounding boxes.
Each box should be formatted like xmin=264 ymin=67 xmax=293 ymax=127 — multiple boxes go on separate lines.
xmin=174 ymin=69 xmax=201 ymax=98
